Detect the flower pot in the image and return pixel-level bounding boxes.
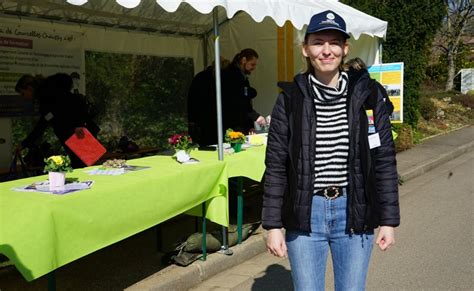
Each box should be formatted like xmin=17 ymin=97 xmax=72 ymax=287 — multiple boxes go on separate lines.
xmin=231 ymin=142 xmax=242 ymax=153
xmin=176 ymin=149 xmax=191 ymax=162
xmin=49 ymin=171 xmax=66 ymax=191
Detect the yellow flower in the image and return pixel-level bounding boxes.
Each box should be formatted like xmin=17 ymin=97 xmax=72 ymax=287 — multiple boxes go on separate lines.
xmin=225 ymin=128 xmax=246 ymax=144
xmin=228 ymin=131 xmax=244 ymax=139
xmin=50 ymin=155 xmax=64 ymax=166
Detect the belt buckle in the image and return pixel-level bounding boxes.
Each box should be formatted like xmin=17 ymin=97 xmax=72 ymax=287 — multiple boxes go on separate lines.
xmin=323 ymin=187 xmax=340 ymax=200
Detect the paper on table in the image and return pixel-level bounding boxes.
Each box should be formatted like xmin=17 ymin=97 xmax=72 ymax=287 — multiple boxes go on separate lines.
xmin=86 ymin=166 xmax=150 ymax=175
xmin=177 ymin=158 xmax=200 ymax=164
xmin=12 ymin=180 xmax=94 ymax=195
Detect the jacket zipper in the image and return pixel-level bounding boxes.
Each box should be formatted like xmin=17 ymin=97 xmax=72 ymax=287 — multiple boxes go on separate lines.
xmin=309 ymin=96 xmax=317 ymax=232
xmin=347 ymin=90 xmax=356 ymax=234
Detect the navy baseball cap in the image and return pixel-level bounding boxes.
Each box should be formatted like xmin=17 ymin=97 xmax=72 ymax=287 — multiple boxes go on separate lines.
xmin=306 ymin=10 xmax=350 ymax=39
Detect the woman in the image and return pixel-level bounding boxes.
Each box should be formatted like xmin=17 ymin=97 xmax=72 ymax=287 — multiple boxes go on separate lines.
xmin=262 ymin=10 xmax=400 ymax=291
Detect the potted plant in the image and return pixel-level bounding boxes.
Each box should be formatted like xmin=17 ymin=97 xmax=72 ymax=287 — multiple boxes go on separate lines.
xmin=44 ymin=155 xmax=73 ymax=191
xmin=225 ymin=129 xmax=246 ymax=152
xmin=168 ymin=134 xmax=197 ymax=162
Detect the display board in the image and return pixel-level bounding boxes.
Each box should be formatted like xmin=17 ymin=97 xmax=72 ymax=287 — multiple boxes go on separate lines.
xmin=0 ymin=22 xmax=84 ymax=117
xmin=368 ymin=62 xmax=404 ymax=123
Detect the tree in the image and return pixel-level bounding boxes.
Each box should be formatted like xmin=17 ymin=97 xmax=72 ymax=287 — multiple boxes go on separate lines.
xmin=435 ymin=0 xmax=473 ymax=91
xmin=342 ymin=0 xmax=445 ymax=127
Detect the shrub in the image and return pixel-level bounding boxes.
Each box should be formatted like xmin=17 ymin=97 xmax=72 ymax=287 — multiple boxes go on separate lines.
xmin=452 ymin=94 xmax=474 ymax=109
xmin=393 ymin=124 xmax=414 ymax=152
xmin=419 ymin=97 xmax=437 ymax=121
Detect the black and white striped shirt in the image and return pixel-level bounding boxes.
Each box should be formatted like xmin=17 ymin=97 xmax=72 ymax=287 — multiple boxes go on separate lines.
xmin=309 ymin=73 xmax=349 ymax=191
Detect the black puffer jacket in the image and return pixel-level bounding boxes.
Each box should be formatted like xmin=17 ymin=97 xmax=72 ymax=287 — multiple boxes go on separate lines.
xmin=221 ymin=64 xmax=260 ymax=134
xmin=262 ymin=70 xmax=400 ymax=233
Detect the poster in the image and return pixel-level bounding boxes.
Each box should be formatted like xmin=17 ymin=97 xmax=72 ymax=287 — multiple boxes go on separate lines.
xmin=368 ymin=62 xmax=404 ymax=123
xmin=0 ymin=22 xmax=84 ymax=116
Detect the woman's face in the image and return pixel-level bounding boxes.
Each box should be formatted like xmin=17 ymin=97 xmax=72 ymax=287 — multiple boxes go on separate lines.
xmin=302 ymin=30 xmax=348 ymax=76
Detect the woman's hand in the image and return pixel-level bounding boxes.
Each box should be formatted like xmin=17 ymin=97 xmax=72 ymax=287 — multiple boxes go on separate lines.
xmin=376 ymin=226 xmax=395 ymax=251
xmin=266 ymin=229 xmax=288 ymax=257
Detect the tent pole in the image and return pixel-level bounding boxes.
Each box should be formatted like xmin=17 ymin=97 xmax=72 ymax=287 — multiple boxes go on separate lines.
xmin=213 ymin=9 xmax=224 ymax=161
xmin=202 ymin=36 xmax=208 ymax=70
xmin=213 ymin=7 xmax=232 ymax=256
xmin=378 ymin=38 xmax=383 ymax=64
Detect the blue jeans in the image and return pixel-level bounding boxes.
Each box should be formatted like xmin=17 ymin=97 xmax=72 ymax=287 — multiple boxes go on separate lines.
xmin=286 ymin=189 xmax=374 ymax=291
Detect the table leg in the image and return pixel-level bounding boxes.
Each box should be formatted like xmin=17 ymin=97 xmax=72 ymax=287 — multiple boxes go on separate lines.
xmin=200 ymin=202 xmax=207 ymax=261
xmin=48 ymin=271 xmax=56 ymax=291
xmin=217 ymin=177 xmax=234 ymax=255
xmin=236 ymin=177 xmax=243 ymax=244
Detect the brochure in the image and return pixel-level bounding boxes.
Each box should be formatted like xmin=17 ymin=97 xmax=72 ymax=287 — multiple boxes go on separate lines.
xmin=86 ymin=165 xmax=150 ymax=175
xmin=12 ymin=180 xmax=94 ymax=195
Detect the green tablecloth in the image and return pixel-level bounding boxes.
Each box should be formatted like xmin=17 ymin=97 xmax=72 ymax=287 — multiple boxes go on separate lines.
xmin=194 ymin=145 xmax=266 ymax=181
xmin=0 ymin=155 xmax=228 ymax=281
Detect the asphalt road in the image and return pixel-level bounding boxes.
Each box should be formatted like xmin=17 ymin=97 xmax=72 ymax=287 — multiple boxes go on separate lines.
xmin=365 ymin=150 xmax=473 ymax=290
xmin=194 ymin=150 xmax=474 ymax=291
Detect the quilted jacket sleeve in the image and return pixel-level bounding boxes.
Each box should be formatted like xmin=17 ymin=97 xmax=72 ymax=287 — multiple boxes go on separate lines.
xmin=262 ymin=93 xmax=290 ymax=230
xmin=373 ymin=84 xmax=400 ymax=227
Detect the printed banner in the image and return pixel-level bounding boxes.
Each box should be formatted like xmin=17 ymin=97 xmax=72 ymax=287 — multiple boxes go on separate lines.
xmin=0 ymin=22 xmax=84 ymax=116
xmin=368 ymin=62 xmax=404 ymax=123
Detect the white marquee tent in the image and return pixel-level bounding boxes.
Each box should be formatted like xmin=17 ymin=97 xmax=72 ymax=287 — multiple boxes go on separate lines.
xmin=0 ymin=0 xmax=387 ymax=165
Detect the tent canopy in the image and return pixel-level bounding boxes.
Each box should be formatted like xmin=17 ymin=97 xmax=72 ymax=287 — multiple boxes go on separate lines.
xmin=1 ymin=0 xmax=387 ymax=40
xmin=0 ymin=0 xmax=388 ymax=165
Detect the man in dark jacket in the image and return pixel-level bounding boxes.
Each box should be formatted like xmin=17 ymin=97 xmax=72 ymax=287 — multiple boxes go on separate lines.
xmin=221 ymin=48 xmax=266 ymax=134
xmin=15 ymin=73 xmax=100 ymax=168
xmin=187 ymin=65 xmax=218 ymax=145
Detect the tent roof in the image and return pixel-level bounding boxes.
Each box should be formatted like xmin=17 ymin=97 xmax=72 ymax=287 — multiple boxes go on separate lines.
xmin=1 ymin=0 xmax=387 ymax=40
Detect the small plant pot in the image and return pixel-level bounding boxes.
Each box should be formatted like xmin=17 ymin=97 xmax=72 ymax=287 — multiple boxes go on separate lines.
xmin=175 ymin=150 xmax=191 ymax=162
xmin=49 ymin=172 xmax=66 ymax=191
xmin=231 ymin=143 xmax=242 ymax=153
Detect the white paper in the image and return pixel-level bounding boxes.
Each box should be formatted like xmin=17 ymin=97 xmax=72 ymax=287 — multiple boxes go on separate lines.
xmin=368 ymin=133 xmax=381 ymax=149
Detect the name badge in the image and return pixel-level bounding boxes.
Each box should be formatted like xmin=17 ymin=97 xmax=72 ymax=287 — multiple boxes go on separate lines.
xmin=368 ymin=133 xmax=381 ymax=149
xmin=368 ymin=125 xmax=376 ymax=134
xmin=366 ymin=110 xmax=374 ymax=125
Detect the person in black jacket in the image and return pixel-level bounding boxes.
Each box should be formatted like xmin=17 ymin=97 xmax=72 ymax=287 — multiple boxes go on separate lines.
xmin=344 ymin=57 xmax=395 ymax=116
xmin=221 ymin=48 xmax=266 ymax=134
xmin=187 ymin=65 xmax=217 ymax=145
xmin=15 ymin=73 xmax=100 ymax=168
xmin=262 ymin=10 xmax=400 ymax=291
xmin=187 ymin=58 xmax=230 ymax=145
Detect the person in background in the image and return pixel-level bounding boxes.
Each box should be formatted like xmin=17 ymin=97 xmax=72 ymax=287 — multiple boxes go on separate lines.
xmin=221 ymin=48 xmax=266 ymax=134
xmin=187 ymin=58 xmax=230 ymax=145
xmin=262 ymin=10 xmax=400 ymax=291
xmin=344 ymin=57 xmax=395 ymax=115
xmin=15 ymin=73 xmax=99 ymax=168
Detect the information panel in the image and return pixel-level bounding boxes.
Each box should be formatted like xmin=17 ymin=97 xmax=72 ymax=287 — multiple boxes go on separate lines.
xmin=368 ymin=62 xmax=404 ymax=123
xmin=0 ymin=22 xmax=84 ymax=116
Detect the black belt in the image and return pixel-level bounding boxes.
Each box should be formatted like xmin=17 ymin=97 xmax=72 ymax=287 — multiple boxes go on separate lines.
xmin=314 ymin=187 xmax=344 ymax=200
